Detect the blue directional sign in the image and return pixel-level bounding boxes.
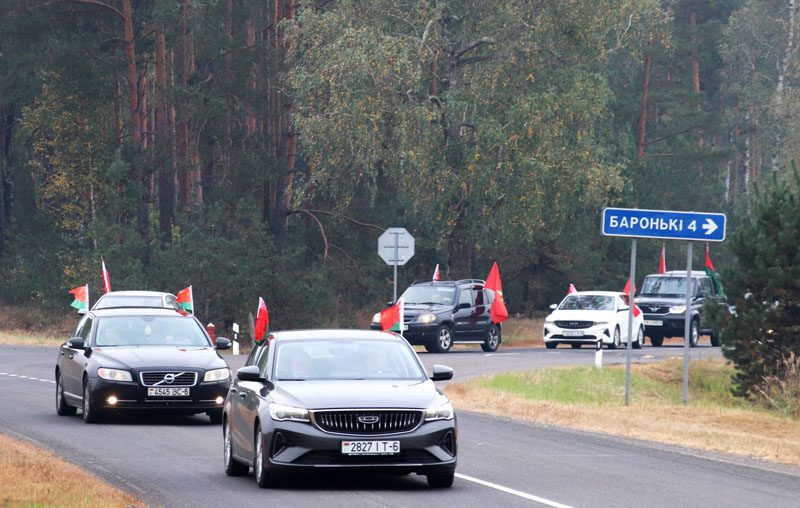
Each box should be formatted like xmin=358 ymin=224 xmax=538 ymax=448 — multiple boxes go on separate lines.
xmin=602 ymin=207 xmax=726 ymax=242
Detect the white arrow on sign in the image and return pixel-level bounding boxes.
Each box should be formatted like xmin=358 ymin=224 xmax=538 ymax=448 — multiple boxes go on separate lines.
xmin=702 ymin=218 xmax=718 ymax=236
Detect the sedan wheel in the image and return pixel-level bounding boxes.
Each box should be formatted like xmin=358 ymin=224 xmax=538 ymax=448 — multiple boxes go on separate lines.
xmin=481 ymin=324 xmax=500 ymax=352
xmin=610 ymin=327 xmax=621 ymax=349
xmin=224 ymin=419 xmax=248 ymax=476
xmin=55 ymin=374 xmax=77 ymax=416
xmin=633 ymin=327 xmax=644 ymax=350
xmin=82 ymin=381 xmax=101 ymax=424
xmin=254 ymin=431 xmax=276 ymax=488
xmin=431 ymin=325 xmax=453 ymax=354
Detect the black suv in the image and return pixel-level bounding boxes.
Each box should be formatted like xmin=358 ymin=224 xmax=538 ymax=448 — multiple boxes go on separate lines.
xmin=370 ymin=279 xmax=501 ymax=353
xmin=636 ymin=270 xmax=729 ymax=347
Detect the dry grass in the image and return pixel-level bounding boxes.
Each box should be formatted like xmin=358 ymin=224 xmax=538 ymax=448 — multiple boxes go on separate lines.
xmin=445 ymin=360 xmax=800 ymax=466
xmin=0 ymin=432 xmax=143 ymax=507
xmin=501 ymin=316 xmax=545 ymax=347
xmin=0 ymin=305 xmax=75 ymax=346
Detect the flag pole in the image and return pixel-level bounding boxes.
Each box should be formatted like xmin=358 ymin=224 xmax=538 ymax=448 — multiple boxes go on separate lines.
xmin=190 ymin=285 xmax=194 ymax=315
xmin=86 ymin=284 xmax=90 ymax=310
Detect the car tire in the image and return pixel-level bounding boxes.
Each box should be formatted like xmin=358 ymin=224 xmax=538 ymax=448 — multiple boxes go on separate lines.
xmin=545 ymin=342 xmax=557 ymax=349
xmin=650 ymin=334 xmax=664 ymax=347
xmin=254 ymin=431 xmax=277 ymax=488
xmin=689 ymin=320 xmax=700 ymax=347
xmin=82 ymin=380 xmax=102 ymax=424
xmin=431 ymin=325 xmax=453 ymax=354
xmin=609 ymin=327 xmax=621 ymax=349
xmin=208 ymin=410 xmax=223 ymax=424
xmin=427 ymin=472 xmax=455 ymax=488
xmin=570 ymin=343 xmax=582 ymax=349
xmin=633 ymin=326 xmax=644 ymax=349
xmin=481 ymin=324 xmax=500 ymax=352
xmin=710 ymin=332 xmax=721 ymax=347
xmin=55 ymin=373 xmax=77 ymax=416
xmin=224 ymin=419 xmax=248 ymax=477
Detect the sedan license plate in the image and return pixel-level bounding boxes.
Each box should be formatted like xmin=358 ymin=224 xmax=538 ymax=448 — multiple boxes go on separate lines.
xmin=341 ymin=440 xmax=400 ymax=455
xmin=402 ymin=324 xmax=409 ymax=331
xmin=563 ymin=330 xmax=584 ymax=337
xmin=147 ymin=387 xmax=190 ymax=397
xmin=644 ymin=320 xmax=663 ymax=327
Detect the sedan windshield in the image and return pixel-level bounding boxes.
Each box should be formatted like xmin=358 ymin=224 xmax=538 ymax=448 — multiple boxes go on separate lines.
xmin=273 ymin=339 xmax=427 ymax=381
xmin=640 ymin=277 xmax=697 ymax=298
xmin=94 ymin=295 xmax=167 ymax=309
xmin=95 ymin=316 xmax=209 ymax=347
xmin=559 ymin=295 xmax=615 ymax=311
xmin=400 ymin=285 xmax=456 ymax=306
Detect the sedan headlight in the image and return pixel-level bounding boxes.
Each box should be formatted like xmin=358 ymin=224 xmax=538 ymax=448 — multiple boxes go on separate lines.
xmin=269 ymin=403 xmax=310 ymax=422
xmin=97 ymin=368 xmax=132 ymax=382
xmin=544 ymin=316 xmax=555 ymax=324
xmin=593 ymin=321 xmax=609 ymax=327
xmin=669 ymin=305 xmax=686 ymax=314
xmin=203 ymin=368 xmax=230 ymax=382
xmin=372 ymin=312 xmax=381 ymax=324
xmin=417 ymin=313 xmax=437 ymax=324
xmin=424 ymin=401 xmax=454 ymax=421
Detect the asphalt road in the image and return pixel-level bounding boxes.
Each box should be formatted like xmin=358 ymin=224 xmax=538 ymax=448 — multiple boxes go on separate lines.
xmin=1 ymin=344 xmax=798 ymax=508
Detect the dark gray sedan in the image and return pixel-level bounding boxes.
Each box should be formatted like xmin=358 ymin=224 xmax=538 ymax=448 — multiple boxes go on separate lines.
xmin=222 ymin=329 xmax=457 ymax=488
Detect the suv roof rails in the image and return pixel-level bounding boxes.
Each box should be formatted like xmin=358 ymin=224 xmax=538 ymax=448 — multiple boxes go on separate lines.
xmin=410 ymin=278 xmax=486 ymax=286
xmin=654 ymin=270 xmax=708 ymax=277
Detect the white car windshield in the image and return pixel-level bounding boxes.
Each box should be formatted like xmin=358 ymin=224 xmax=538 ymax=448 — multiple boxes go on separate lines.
xmin=640 ymin=277 xmax=697 ymax=298
xmin=95 ymin=316 xmax=209 ymax=347
xmin=400 ymin=285 xmax=456 ymax=306
xmin=559 ymin=295 xmax=615 ymax=311
xmin=94 ymin=295 xmax=168 ymax=309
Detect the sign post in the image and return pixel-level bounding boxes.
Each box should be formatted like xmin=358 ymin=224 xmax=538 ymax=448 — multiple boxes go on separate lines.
xmin=602 ymin=207 xmax=726 ymax=405
xmin=378 ymin=228 xmax=415 ymax=303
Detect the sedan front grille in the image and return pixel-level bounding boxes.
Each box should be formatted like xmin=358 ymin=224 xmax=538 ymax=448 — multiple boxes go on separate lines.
xmin=139 ymin=371 xmax=197 ymax=387
xmin=555 ymin=321 xmax=593 ymax=329
xmin=312 ymin=410 xmax=423 ymax=435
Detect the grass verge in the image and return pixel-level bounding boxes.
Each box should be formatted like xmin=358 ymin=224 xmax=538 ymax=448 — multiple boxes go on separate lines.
xmin=444 ymin=359 xmax=800 ymax=466
xmin=0 ymin=432 xmax=143 ymax=507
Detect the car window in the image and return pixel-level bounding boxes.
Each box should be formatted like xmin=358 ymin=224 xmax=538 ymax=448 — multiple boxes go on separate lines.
xmin=256 ymin=341 xmax=271 ymax=375
xmin=95 ymin=316 xmax=209 ymax=347
xmin=458 ymin=289 xmax=472 ymax=307
xmin=164 ymin=294 xmax=179 ymax=308
xmin=400 ymin=285 xmax=456 ymax=305
xmin=73 ymin=315 xmax=89 ymax=338
xmin=640 ymin=277 xmax=697 ymax=297
xmin=559 ymin=295 xmax=615 ymax=311
xmin=79 ymin=317 xmax=93 ymax=341
xmin=699 ymin=278 xmax=713 ymax=296
xmin=94 ymin=295 xmax=165 ymax=309
xmin=244 ymin=343 xmax=262 ymax=366
xmin=472 ymin=289 xmax=485 ymax=306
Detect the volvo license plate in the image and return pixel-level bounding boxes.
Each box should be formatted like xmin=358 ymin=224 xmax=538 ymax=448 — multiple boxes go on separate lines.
xmin=341 ymin=440 xmax=400 ymax=455
xmin=147 ymin=387 xmax=190 ymax=397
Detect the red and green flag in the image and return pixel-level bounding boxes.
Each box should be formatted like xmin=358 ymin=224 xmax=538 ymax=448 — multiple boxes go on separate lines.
xmin=254 ymin=297 xmax=269 ymax=343
xmin=484 ymin=262 xmax=509 ymax=324
xmin=567 ymin=283 xmax=577 ymax=295
xmin=69 ymin=285 xmax=89 ymax=310
xmin=176 ymin=286 xmax=193 ymax=314
xmin=622 ymin=278 xmax=642 ymax=317
xmin=380 ymin=298 xmax=404 ymax=333
xmin=704 ymin=244 xmax=725 ymax=298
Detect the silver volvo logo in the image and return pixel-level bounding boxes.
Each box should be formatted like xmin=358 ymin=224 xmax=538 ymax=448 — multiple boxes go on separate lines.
xmin=163 ymin=373 xmax=176 ymax=384
xmin=358 ymin=415 xmax=380 ymax=424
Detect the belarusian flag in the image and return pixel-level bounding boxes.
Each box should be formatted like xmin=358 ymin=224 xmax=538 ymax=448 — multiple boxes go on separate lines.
xmin=567 ymin=283 xmax=577 ymax=295
xmin=432 ymin=264 xmax=441 ymax=281
xmin=484 ymin=262 xmax=509 ymax=323
xmin=622 ymin=278 xmax=642 ymax=317
xmin=69 ymin=285 xmax=89 ymax=310
xmin=254 ymin=297 xmax=269 ymax=343
xmin=101 ymin=257 xmax=112 ymax=293
xmin=176 ymin=286 xmax=193 ymax=314
xmin=380 ymin=298 xmax=404 ymax=333
xmin=704 ymin=244 xmax=725 ymax=298
xmin=658 ymin=242 xmax=666 ymax=274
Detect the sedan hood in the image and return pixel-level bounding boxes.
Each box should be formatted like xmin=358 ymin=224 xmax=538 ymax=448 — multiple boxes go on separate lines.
xmin=273 ymin=379 xmax=443 ymax=410
xmin=91 ymin=346 xmax=226 ymax=371
xmin=547 ymin=309 xmax=615 ymax=321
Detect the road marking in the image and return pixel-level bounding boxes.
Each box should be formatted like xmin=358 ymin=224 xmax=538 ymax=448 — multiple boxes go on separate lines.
xmin=0 ymin=372 xmax=55 ymax=384
xmin=484 ymin=353 xmax=520 ymax=357
xmin=455 ymin=473 xmax=573 ymax=508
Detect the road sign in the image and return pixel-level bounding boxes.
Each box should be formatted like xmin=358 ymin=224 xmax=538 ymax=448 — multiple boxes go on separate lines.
xmin=602 ymin=207 xmax=726 ymax=242
xmin=378 ymin=228 xmax=415 ymax=266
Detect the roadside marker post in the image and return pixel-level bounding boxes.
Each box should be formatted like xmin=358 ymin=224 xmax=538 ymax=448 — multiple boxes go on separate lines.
xmin=232 ymin=323 xmax=240 ymax=356
xmin=602 ymin=207 xmax=726 ymax=405
xmin=594 ymin=338 xmax=603 ymax=369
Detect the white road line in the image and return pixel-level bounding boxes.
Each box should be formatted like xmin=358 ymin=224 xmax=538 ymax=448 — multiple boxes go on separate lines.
xmin=455 ymin=473 xmax=574 ymax=508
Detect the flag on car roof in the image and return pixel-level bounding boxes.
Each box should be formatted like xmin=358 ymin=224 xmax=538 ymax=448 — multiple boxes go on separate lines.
xmin=484 ymin=262 xmax=509 ymax=323
xmin=380 ymin=298 xmax=404 ymax=334
xmin=704 ymin=244 xmax=725 ymax=298
xmin=659 ymin=242 xmax=666 ymax=274
xmin=69 ymin=285 xmax=89 ymax=310
xmin=254 ymin=297 xmax=269 ymax=343
xmin=432 ymin=264 xmax=441 ymax=282
xmin=567 ymin=283 xmax=577 ymax=295
xmin=622 ymin=278 xmax=641 ymax=317
xmin=176 ymin=286 xmax=193 ymax=314
xmin=101 ymin=257 xmax=112 ymax=293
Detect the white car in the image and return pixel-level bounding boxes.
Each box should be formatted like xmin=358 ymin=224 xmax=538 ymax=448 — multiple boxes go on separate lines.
xmin=543 ymin=291 xmax=645 ymax=349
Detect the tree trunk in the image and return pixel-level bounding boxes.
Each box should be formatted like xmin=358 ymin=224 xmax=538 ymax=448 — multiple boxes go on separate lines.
xmin=155 ymin=29 xmax=174 ymax=247
xmin=637 ymin=52 xmax=651 ymax=159
xmin=772 ymin=0 xmax=797 ymax=171
xmin=178 ymin=0 xmax=191 ymax=207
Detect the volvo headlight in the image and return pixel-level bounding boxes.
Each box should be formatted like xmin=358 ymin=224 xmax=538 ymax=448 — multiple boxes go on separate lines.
xmin=424 ymin=401 xmax=454 ymax=421
xmin=97 ymin=368 xmax=132 ymax=382
xmin=417 ymin=313 xmax=437 ymax=324
xmin=203 ymin=368 xmax=230 ymax=382
xmin=372 ymin=312 xmax=381 ymax=324
xmin=669 ymin=305 xmax=686 ymax=314
xmin=269 ymin=403 xmax=310 ymax=422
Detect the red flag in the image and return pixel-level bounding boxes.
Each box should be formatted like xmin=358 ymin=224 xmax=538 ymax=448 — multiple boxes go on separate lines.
xmin=484 ymin=262 xmax=509 ymax=323
xmin=254 ymin=297 xmax=269 ymax=343
xmin=380 ymin=298 xmax=404 ymax=332
xmin=101 ymin=257 xmax=112 ymax=293
xmin=622 ymin=278 xmax=641 ymax=317
xmin=705 ymin=243 xmax=715 ymax=271
xmin=432 ymin=264 xmax=441 ymax=281
xmin=659 ymin=242 xmax=666 ymax=274
xmin=176 ymin=286 xmax=193 ymax=314
xmin=567 ymin=283 xmax=577 ymax=294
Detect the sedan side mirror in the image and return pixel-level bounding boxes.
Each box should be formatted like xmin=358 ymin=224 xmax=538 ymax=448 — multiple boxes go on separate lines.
xmin=236 ymin=365 xmax=263 ymax=382
xmin=549 ymin=304 xmax=557 ymax=310
xmin=618 ymin=307 xmax=629 ymax=312
xmin=215 ymin=337 xmax=231 ymax=350
xmin=67 ymin=336 xmax=85 ymax=349
xmin=431 ymin=364 xmax=454 ymax=381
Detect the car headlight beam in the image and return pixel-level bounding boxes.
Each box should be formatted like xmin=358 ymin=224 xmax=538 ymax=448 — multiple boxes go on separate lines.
xmin=269 ymin=403 xmax=310 ymax=422
xmin=203 ymin=368 xmax=230 ymax=383
xmin=97 ymin=368 xmax=132 ymax=382
xmin=424 ymin=401 xmax=454 ymax=421
xmin=669 ymin=305 xmax=686 ymax=314
xmin=417 ymin=313 xmax=437 ymax=324
xmin=371 ymin=312 xmax=382 ymax=324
